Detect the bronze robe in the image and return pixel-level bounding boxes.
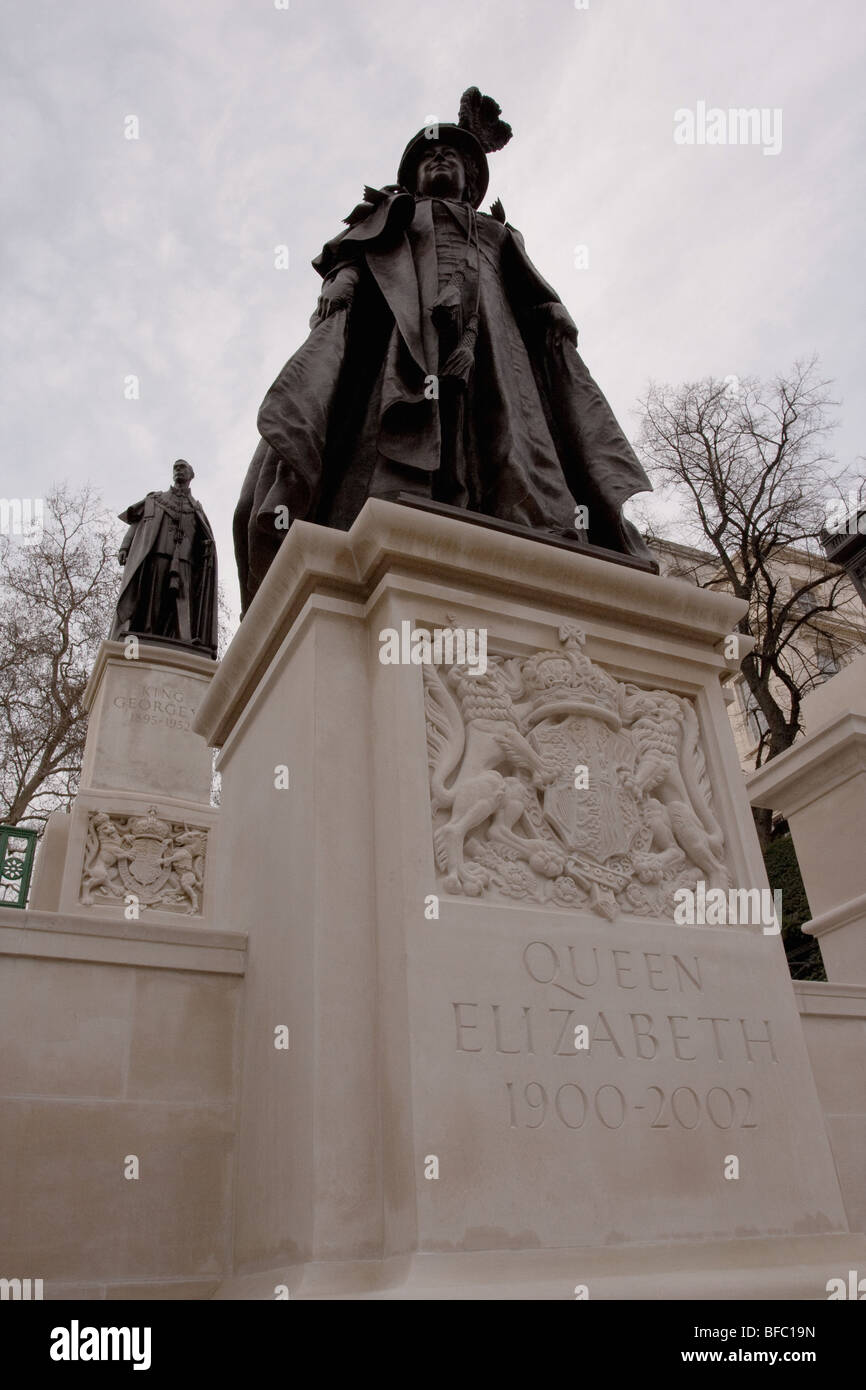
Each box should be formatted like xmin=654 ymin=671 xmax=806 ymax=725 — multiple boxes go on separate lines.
xmin=235 ymin=190 xmax=653 ymax=613
xmin=112 ymin=488 xmax=218 ymax=657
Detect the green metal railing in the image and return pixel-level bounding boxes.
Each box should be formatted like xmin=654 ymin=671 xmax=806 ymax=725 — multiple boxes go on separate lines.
xmin=0 ymin=825 xmax=37 ymax=908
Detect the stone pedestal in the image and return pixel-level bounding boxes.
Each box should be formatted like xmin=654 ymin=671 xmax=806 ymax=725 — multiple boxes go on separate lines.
xmin=749 ymin=655 xmax=866 ymax=1239
xmin=81 ymin=640 xmax=216 ymax=805
xmin=32 ymin=640 xmax=219 ymax=925
xmin=748 ymin=654 xmax=866 ymax=980
xmin=2 ymin=640 xmax=240 ymax=1299
xmin=195 ymin=501 xmax=862 ymax=1298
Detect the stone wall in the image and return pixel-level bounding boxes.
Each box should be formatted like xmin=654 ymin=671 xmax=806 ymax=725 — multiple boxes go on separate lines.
xmin=0 ymin=906 xmax=245 ymax=1299
xmin=795 ymin=982 xmax=866 ymax=1235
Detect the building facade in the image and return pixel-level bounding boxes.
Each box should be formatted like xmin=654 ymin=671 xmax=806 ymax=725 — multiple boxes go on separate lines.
xmin=650 ymin=537 xmax=866 ymax=773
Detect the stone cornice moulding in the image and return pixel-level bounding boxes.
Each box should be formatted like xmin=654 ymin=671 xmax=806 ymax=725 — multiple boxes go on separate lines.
xmin=84 ymin=638 xmax=218 ymax=713
xmin=746 ymin=712 xmax=866 ymax=816
xmin=196 ymin=501 xmax=748 ymax=748
xmin=802 ymin=890 xmax=866 ymax=942
xmin=793 ymin=978 xmax=866 ymax=1017
xmin=0 ymin=906 xmax=247 ymax=974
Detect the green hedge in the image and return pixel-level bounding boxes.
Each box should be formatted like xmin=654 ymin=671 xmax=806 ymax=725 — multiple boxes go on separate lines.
xmin=763 ymin=833 xmax=825 ymax=980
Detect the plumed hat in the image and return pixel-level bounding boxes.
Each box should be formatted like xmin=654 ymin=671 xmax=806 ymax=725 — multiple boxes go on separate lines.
xmin=397 ymin=88 xmax=512 ymax=208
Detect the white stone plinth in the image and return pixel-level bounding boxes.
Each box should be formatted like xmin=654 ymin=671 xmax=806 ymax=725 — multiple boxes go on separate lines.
xmin=196 ymin=501 xmax=859 ymax=1295
xmin=748 ymin=654 xmax=866 ymax=980
xmin=30 ymin=639 xmax=220 ymax=925
xmin=82 ymin=640 xmax=217 ymax=805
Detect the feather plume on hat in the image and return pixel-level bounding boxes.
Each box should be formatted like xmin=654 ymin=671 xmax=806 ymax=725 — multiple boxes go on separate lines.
xmin=456 ymin=87 xmax=513 ymax=154
xmin=395 ymin=89 xmax=513 ymax=209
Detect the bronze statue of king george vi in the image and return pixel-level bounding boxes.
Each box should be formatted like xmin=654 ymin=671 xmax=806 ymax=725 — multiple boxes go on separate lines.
xmin=111 ymin=459 xmax=218 ymax=659
xmin=234 ymin=88 xmax=655 ymax=614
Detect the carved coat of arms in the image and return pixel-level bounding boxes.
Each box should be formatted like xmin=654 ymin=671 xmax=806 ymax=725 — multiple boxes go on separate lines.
xmin=80 ymin=808 xmax=207 ymax=916
xmin=422 ymin=623 xmax=731 ymax=920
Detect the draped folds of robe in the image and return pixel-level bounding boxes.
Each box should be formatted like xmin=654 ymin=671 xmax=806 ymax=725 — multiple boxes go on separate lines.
xmin=234 ymin=189 xmax=654 ymax=614
xmin=111 ymin=488 xmax=218 ymax=658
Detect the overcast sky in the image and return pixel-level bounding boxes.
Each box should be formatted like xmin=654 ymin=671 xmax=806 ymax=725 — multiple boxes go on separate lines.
xmin=2 ymin=0 xmax=864 ymax=618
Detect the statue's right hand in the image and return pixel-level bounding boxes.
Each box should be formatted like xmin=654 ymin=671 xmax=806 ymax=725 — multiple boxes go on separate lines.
xmin=117 ymin=549 xmax=127 ymax=566
xmin=315 ymin=265 xmax=360 ymax=322
xmin=316 ymin=283 xmax=352 ymax=321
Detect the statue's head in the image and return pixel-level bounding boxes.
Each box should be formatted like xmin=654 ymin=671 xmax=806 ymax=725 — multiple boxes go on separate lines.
xmin=397 ymin=90 xmax=512 ymax=210
xmin=172 ymin=459 xmax=194 ymax=487
xmin=400 ymin=129 xmax=485 ymax=206
xmin=414 ymin=141 xmax=470 ymax=201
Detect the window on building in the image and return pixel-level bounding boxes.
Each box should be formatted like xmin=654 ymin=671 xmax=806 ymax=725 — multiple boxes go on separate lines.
xmin=739 ymin=680 xmax=768 ymax=743
xmin=787 ymin=576 xmax=820 ymax=618
xmin=813 ymin=631 xmax=848 ymax=681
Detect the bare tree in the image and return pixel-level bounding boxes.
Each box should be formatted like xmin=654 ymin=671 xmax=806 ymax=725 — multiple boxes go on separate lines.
xmin=0 ymin=485 xmax=120 ymax=827
xmin=637 ymin=358 xmax=862 ymax=845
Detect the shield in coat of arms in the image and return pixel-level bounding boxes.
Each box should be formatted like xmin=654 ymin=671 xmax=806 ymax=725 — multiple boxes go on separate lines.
xmin=118 ymin=818 xmax=172 ymax=900
xmin=532 ymin=714 xmax=641 ymax=867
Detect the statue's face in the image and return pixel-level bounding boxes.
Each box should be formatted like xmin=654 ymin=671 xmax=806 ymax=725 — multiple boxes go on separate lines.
xmin=173 ymin=460 xmax=194 ymax=487
xmin=415 ymin=142 xmax=467 ymax=200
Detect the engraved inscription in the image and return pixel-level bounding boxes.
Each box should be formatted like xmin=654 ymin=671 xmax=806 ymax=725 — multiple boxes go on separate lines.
xmin=504 ymin=1081 xmax=758 ymax=1131
xmin=453 ymin=940 xmax=775 ymax=1134
xmin=453 ymin=999 xmax=775 ymax=1067
xmin=112 ymin=683 xmax=196 ymax=732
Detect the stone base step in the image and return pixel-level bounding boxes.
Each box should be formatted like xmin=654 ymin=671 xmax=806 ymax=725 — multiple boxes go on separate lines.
xmin=211 ymin=1233 xmax=866 ymax=1300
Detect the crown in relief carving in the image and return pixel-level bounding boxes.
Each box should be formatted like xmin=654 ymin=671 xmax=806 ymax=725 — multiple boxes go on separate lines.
xmin=522 ymin=623 xmax=621 ymax=728
xmin=126 ymin=807 xmax=171 ymax=842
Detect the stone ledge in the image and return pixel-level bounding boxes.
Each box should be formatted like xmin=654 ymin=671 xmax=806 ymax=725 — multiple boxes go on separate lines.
xmin=794 ymin=979 xmax=866 ymax=1018
xmin=0 ymin=906 xmax=247 ymax=974
xmin=802 ymin=891 xmax=866 ymax=944
xmin=40 ymin=1278 xmax=222 ymax=1301
xmin=197 ymin=499 xmax=748 ymax=748
xmin=84 ymin=639 xmax=218 ymax=713
xmin=212 ymin=1233 xmax=866 ymax=1301
xmin=747 ymin=713 xmax=866 ymax=815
